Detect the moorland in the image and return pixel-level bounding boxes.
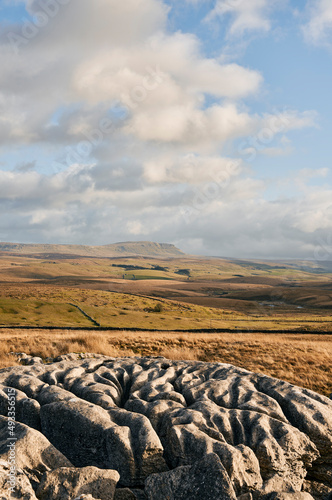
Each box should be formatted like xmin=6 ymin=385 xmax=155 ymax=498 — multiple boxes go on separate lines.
xmin=0 ymin=240 xmax=331 ymax=395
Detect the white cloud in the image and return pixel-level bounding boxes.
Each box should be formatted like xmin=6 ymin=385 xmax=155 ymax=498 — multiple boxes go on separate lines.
xmin=25 ymin=0 xmax=169 ymax=47
xmin=128 ymin=103 xmax=257 ymax=146
xmin=143 ymin=155 xmax=241 ymax=184
xmin=127 ymin=221 xmax=147 ymax=235
xmin=206 ymin=0 xmax=276 ymax=36
xmin=0 ymin=0 xmax=323 ymax=259
xmin=72 ymin=33 xmax=263 ymax=109
xmin=303 ymin=0 xmax=332 ymax=46
xmin=0 ymin=160 xmax=331 ymax=259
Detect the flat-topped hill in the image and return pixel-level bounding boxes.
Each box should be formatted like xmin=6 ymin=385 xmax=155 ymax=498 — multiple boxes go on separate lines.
xmin=0 ymin=241 xmax=185 ymax=259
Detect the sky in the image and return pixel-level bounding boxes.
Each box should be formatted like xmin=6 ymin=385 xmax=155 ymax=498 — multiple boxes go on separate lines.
xmin=0 ymin=0 xmax=332 ymax=259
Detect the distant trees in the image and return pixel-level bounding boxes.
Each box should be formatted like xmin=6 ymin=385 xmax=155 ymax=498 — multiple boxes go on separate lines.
xmin=175 ymin=269 xmax=191 ymax=277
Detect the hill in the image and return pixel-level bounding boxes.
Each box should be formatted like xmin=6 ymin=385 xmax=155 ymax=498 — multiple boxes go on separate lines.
xmin=0 ymin=241 xmax=185 ymax=259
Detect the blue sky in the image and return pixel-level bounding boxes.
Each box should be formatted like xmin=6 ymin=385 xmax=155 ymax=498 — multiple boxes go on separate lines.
xmin=0 ymin=0 xmax=332 ymax=258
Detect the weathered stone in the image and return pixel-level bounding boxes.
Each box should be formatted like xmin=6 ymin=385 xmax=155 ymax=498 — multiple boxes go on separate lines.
xmin=0 ymin=385 xmax=41 ymax=430
xmin=160 ymin=399 xmax=318 ymax=493
xmin=0 ymin=459 xmax=38 ymax=499
xmin=23 ymin=356 xmax=43 ymax=365
xmin=60 ymin=368 xmax=121 ymax=408
xmin=0 ymin=355 xmax=331 ymax=497
xmin=302 ymin=480 xmax=332 ymax=500
xmin=40 ymin=399 xmax=135 ymax=483
xmin=161 ymin=411 xmax=262 ymax=495
xmin=36 ymin=466 xmax=120 ymax=500
xmin=307 ymin=464 xmax=332 ymax=488
xmin=114 ymin=488 xmax=137 ymax=499
xmin=36 ymin=384 xmax=80 ymax=406
xmin=108 ymin=407 xmax=168 ymax=480
xmin=72 ymin=495 xmax=98 ymax=500
xmin=145 ymin=452 xmax=237 ymax=500
xmin=125 ymin=397 xmax=184 ymax=434
xmin=259 ymin=493 xmax=315 ymax=500
xmin=240 ymin=492 xmax=316 ymax=500
xmin=178 ymin=371 xmax=287 ymax=423
xmin=0 ymin=416 xmax=72 ymax=486
xmin=0 ymin=373 xmax=47 ymax=399
xmin=40 ymin=399 xmax=167 ymax=486
xmin=131 ymin=489 xmax=148 ymax=499
xmin=257 ymin=376 xmax=332 ymax=486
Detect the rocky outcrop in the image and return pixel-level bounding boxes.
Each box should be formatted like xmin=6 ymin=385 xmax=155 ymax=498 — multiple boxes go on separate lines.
xmin=0 ymin=416 xmax=72 ymax=487
xmin=0 ymin=355 xmax=331 ymax=499
xmin=145 ymin=452 xmax=237 ymax=499
xmin=36 ymin=466 xmax=119 ymax=500
xmin=0 ymin=459 xmax=38 ymax=499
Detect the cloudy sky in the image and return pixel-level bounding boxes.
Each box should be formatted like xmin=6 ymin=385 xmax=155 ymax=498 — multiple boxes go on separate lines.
xmin=0 ymin=0 xmax=332 ymax=259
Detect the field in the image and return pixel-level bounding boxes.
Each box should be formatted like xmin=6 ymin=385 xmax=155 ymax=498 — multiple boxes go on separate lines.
xmin=0 ymin=243 xmax=331 ymax=397
xmin=0 ymin=328 xmax=330 ymax=397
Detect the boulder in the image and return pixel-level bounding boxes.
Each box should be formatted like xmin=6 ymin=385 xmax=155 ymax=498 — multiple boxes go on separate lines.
xmin=0 ymin=416 xmax=72 ymax=486
xmin=40 ymin=399 xmax=167 ymax=486
xmin=145 ymin=453 xmax=237 ymax=500
xmin=0 ymin=459 xmax=38 ymax=499
xmin=0 ymin=373 xmax=47 ymax=399
xmin=0 ymin=385 xmax=41 ymax=430
xmin=160 ymin=400 xmax=318 ymax=493
xmin=36 ymin=466 xmax=120 ymax=500
xmin=257 ymin=376 xmax=332 ymax=486
xmin=0 ymin=355 xmax=331 ymax=497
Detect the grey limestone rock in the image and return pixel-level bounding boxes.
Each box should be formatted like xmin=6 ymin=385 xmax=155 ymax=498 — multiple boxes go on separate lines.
xmin=145 ymin=452 xmax=237 ymax=500
xmin=0 ymin=385 xmax=41 ymax=430
xmin=0 ymin=355 xmax=331 ymax=499
xmin=0 ymin=416 xmax=72 ymax=486
xmin=40 ymin=398 xmax=167 ymax=487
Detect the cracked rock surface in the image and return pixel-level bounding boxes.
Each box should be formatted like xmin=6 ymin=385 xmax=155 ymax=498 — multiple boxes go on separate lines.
xmin=0 ymin=354 xmax=331 ymax=499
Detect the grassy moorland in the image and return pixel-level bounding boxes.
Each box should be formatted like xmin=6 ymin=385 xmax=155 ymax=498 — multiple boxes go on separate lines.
xmin=0 ymin=243 xmax=331 ymax=396
xmin=0 ymin=284 xmax=332 ymax=332
xmin=0 ymin=328 xmax=330 ymax=397
xmin=0 ymin=284 xmax=246 ymax=329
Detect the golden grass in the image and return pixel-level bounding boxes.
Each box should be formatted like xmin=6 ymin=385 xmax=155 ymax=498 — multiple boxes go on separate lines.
xmin=159 ymin=345 xmax=203 ymax=361
xmin=0 ymin=329 xmax=331 ymax=397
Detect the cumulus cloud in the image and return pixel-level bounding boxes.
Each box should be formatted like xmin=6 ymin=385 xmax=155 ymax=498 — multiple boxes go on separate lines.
xmin=0 ymin=0 xmax=324 ymax=258
xmin=303 ymin=0 xmax=332 ymax=46
xmin=143 ymin=154 xmax=241 ymax=184
xmin=206 ymin=0 xmax=277 ymax=36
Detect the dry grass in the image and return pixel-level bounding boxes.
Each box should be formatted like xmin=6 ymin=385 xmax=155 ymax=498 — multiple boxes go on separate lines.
xmin=159 ymin=346 xmax=203 ymax=361
xmin=0 ymin=329 xmax=331 ymax=397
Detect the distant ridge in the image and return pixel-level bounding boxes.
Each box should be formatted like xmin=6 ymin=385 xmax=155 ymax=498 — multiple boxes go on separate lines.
xmin=0 ymin=241 xmax=185 ymax=258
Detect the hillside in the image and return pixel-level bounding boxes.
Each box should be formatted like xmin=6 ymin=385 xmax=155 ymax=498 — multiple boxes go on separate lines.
xmin=0 ymin=241 xmax=185 ymax=259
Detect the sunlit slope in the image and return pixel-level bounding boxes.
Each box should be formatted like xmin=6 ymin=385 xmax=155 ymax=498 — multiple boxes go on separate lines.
xmin=0 ymin=285 xmax=331 ymax=331
xmin=0 ymin=285 xmax=240 ymax=329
